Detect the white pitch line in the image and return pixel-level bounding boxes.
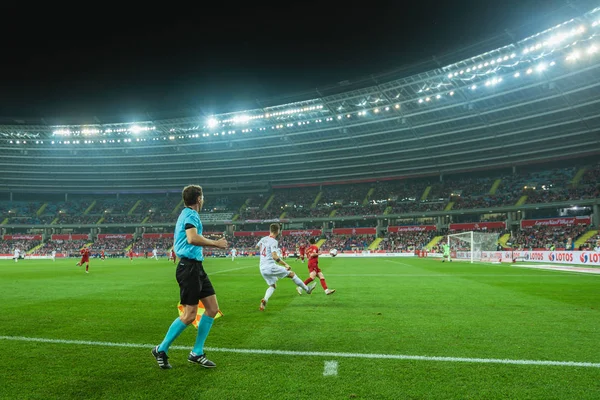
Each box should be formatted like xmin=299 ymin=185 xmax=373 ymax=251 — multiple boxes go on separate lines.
xmin=330 ymin=274 xmax=579 ymax=277
xmin=0 ymin=336 xmax=598 ymax=368
xmin=382 ymin=260 xmax=414 ymax=268
xmin=323 ymin=360 xmax=338 ymax=376
xmin=512 ymin=264 xmax=600 ymax=275
xmin=210 ymin=265 xmax=256 ymax=274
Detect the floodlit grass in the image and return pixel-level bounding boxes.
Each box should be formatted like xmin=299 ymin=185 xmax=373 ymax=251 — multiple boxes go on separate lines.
xmin=1 ymin=256 xmax=599 ymax=399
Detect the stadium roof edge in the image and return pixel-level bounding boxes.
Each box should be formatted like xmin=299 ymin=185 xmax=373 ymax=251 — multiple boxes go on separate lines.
xmin=0 ymin=2 xmax=597 ymax=125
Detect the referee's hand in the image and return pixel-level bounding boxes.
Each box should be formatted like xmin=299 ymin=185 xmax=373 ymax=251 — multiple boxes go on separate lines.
xmin=213 ymin=238 xmax=228 ymax=249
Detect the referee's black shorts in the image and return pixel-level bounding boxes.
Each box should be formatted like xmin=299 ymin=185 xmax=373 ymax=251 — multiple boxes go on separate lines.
xmin=176 ymin=258 xmax=215 ymax=305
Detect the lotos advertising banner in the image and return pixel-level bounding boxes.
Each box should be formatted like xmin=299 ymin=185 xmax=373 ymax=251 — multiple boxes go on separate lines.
xmin=282 ymin=230 xmax=322 ymax=236
xmin=449 ymin=222 xmax=506 ymax=231
xmin=520 ymin=216 xmax=591 ymax=228
xmin=452 ymin=250 xmax=600 ymax=266
xmin=388 ymin=225 xmax=436 ymax=233
xmin=97 ymin=234 xmax=134 ymax=239
xmin=332 ymin=228 xmax=377 ymax=235
xmin=3 ymin=234 xmax=42 ymax=240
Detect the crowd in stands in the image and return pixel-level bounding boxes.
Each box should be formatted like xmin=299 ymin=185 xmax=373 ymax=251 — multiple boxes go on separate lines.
xmin=452 ymin=194 xmax=517 ymax=210
xmin=145 ymin=213 xmax=174 ymax=223
xmin=133 ymin=237 xmax=173 ymax=254
xmin=379 ymin=231 xmax=438 ymax=251
xmin=93 ymin=238 xmax=133 ymax=255
xmin=229 ymin=236 xmax=260 ymax=252
xmin=319 ymin=233 xmax=374 ymax=252
xmin=0 ymin=239 xmax=41 ymax=254
xmin=102 ymin=215 xmax=142 ymax=224
xmin=509 ymin=225 xmax=589 ymax=250
xmin=36 ymin=240 xmax=88 ymax=256
xmin=1 ymin=162 xmax=598 ymax=227
xmin=56 ymin=214 xmax=98 ymax=224
xmin=1 ymin=219 xmax=597 ymax=257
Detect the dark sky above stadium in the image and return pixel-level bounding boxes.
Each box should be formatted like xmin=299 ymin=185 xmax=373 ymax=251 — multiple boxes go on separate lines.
xmin=0 ymin=0 xmax=595 ymax=121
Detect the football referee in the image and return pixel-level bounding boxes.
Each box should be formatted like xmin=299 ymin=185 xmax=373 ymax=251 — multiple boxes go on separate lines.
xmin=152 ymin=185 xmax=228 ymax=369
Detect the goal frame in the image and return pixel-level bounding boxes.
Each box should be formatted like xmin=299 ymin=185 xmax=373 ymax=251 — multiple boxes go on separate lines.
xmin=447 ymin=231 xmax=499 ymax=263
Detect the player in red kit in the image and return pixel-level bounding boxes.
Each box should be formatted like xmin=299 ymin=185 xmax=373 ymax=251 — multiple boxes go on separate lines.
xmin=100 ymin=250 xmax=105 ymax=261
xmin=298 ymin=244 xmax=306 ymax=263
xmin=297 ymin=237 xmax=335 ymax=295
xmin=169 ymin=249 xmax=176 ymax=264
xmin=128 ymin=248 xmax=134 ymax=262
xmin=76 ymin=247 xmax=91 ymax=273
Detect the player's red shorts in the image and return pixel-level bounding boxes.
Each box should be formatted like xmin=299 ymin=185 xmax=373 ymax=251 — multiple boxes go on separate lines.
xmin=308 ymin=263 xmax=321 ymax=274
xmin=80 ymin=256 xmax=89 ymax=263
xmin=300 ymin=253 xmax=305 ymax=260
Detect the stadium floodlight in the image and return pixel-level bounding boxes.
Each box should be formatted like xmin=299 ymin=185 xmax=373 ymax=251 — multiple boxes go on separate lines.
xmin=207 ymin=117 xmax=219 ymax=128
xmin=566 ymin=50 xmax=580 ymax=61
xmin=232 ymin=115 xmax=250 ymax=124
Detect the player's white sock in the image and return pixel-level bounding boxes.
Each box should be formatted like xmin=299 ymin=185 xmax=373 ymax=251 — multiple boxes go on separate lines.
xmin=292 ymin=275 xmax=308 ymax=291
xmin=264 ymin=286 xmax=276 ymax=302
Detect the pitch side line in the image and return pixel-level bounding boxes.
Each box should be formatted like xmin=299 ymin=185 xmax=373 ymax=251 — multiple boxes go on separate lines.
xmin=1 ymin=336 xmax=598 ymax=368
xmin=211 ymin=265 xmax=256 ymax=274
xmin=330 ymin=274 xmax=581 ymax=277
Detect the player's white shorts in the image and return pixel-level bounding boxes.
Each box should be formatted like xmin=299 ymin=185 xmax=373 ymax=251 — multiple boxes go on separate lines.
xmin=260 ymin=265 xmax=290 ymax=285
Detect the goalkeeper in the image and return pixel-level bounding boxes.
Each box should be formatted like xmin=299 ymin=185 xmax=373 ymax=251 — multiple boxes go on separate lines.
xmin=442 ymin=243 xmax=452 ymax=263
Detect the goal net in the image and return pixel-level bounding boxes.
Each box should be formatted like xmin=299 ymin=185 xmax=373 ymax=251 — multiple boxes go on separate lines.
xmin=447 ymin=231 xmax=500 ymax=263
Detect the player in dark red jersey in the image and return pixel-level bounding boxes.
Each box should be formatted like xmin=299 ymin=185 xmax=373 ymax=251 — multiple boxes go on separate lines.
xmin=169 ymin=249 xmax=177 ymax=264
xmin=100 ymin=250 xmax=105 ymax=261
xmin=128 ymin=248 xmax=134 ymax=262
xmin=298 ymin=237 xmax=335 ymax=295
xmin=298 ymin=244 xmax=306 ymax=263
xmin=76 ymin=247 xmax=91 ymax=273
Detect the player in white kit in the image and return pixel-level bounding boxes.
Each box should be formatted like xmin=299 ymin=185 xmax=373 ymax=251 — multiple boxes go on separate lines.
xmin=256 ymin=224 xmax=315 ymax=311
xmin=231 ymin=248 xmax=237 ymax=261
xmin=13 ymin=248 xmax=21 ymax=263
xmin=51 ymin=250 xmax=56 ymax=261
xmin=152 ymin=248 xmax=159 ymax=260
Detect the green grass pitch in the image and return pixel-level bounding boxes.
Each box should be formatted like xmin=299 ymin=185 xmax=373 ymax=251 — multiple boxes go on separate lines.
xmin=1 ymin=256 xmax=599 ymax=399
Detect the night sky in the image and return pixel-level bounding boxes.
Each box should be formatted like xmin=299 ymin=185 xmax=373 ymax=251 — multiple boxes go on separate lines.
xmin=0 ymin=0 xmax=594 ymax=121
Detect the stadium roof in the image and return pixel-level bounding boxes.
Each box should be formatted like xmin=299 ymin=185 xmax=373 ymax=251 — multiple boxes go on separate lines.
xmin=1 ymin=7 xmax=600 ymax=192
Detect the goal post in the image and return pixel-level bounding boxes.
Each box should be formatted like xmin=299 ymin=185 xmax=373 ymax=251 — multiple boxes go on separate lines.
xmin=447 ymin=231 xmax=500 ymax=263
